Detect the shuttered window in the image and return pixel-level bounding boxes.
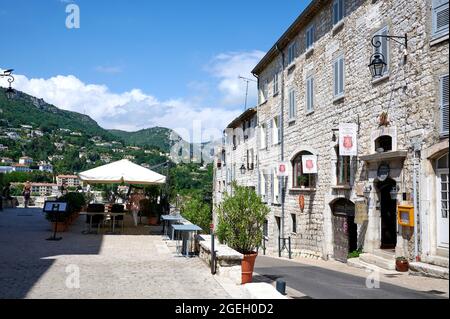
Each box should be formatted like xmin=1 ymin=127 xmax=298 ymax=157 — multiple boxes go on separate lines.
xmin=306 ymin=25 xmax=315 ymax=49
xmin=273 ymin=72 xmax=279 ymax=95
xmin=288 ymin=43 xmax=296 ymax=65
xmin=334 ymin=55 xmax=345 ymax=98
xmin=289 ymin=89 xmax=296 ymax=120
xmin=440 ymin=74 xmax=449 ymax=136
xmin=373 ymin=26 xmax=389 ymax=76
xmin=432 ymin=0 xmax=449 ymax=39
xmin=333 ymin=0 xmax=344 ymax=25
xmin=306 ymin=76 xmax=314 ymax=113
xmin=260 ymin=124 xmax=267 ymax=149
xmin=272 ymin=116 xmax=281 ymax=145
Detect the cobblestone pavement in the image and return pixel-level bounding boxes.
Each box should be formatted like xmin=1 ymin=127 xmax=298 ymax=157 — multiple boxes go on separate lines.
xmin=0 ymin=208 xmax=230 ymax=299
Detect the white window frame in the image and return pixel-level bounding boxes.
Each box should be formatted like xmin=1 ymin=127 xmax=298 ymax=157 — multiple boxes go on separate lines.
xmin=272 ymin=116 xmax=281 ymax=145
xmin=373 ymin=26 xmax=390 ymax=77
xmin=332 ymin=0 xmax=345 ymax=26
xmin=306 ymin=24 xmax=315 ymax=50
xmin=432 ymin=0 xmax=449 ymax=40
xmin=306 ymin=76 xmax=314 ymax=113
xmin=260 ymin=79 xmax=268 ymax=104
xmin=288 ymin=89 xmax=296 ymax=121
xmin=333 ymin=54 xmax=345 ymax=99
xmin=272 ymin=168 xmax=280 ymax=205
xmin=440 ymin=74 xmax=449 ymax=136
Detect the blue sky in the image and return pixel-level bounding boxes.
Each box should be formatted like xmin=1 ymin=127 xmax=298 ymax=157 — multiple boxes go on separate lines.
xmin=0 ymin=0 xmax=309 ymax=140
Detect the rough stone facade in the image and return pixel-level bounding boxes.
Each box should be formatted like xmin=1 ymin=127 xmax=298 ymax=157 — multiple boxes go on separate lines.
xmin=213 ymin=108 xmax=258 ymax=226
xmin=214 ymin=0 xmax=449 ymax=268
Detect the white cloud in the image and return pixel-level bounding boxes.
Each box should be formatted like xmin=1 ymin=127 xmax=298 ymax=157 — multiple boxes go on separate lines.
xmin=0 ymin=72 xmax=239 ymax=143
xmin=207 ymin=50 xmax=265 ymax=107
xmin=0 ymin=50 xmax=263 ymax=143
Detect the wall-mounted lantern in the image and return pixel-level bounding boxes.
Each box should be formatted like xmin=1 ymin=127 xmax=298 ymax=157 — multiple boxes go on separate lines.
xmin=363 ymin=185 xmax=372 ymax=199
xmin=240 ymin=164 xmax=246 ymax=175
xmin=1 ymin=69 xmax=15 ymax=99
xmin=369 ymin=34 xmax=407 ymax=79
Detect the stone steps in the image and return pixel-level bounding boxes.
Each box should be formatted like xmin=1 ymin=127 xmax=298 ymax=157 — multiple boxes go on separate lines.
xmin=409 ymin=262 xmax=449 ymax=280
xmin=347 ymin=257 xmax=399 ymax=275
xmin=359 ymin=253 xmax=396 ymax=271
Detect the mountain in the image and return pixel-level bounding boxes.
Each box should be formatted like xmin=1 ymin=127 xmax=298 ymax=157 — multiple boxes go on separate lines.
xmin=0 ymin=88 xmax=114 ymax=140
xmin=109 ymin=127 xmax=183 ymax=153
xmin=0 ymin=88 xmax=181 ymax=151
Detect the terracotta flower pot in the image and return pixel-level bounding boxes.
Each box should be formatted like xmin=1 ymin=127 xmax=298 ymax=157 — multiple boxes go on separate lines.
xmin=148 ymin=216 xmax=159 ymax=225
xmin=241 ymin=253 xmax=258 ymax=284
xmin=396 ymin=259 xmax=409 ymax=272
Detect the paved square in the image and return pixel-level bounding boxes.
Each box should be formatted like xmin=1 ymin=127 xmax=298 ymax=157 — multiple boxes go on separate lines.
xmin=0 ymin=208 xmax=230 ymax=299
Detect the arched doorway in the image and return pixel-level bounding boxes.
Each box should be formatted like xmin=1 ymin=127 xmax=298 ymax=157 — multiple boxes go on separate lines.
xmin=331 ymin=199 xmax=357 ymax=263
xmin=376 ymin=178 xmax=397 ymax=249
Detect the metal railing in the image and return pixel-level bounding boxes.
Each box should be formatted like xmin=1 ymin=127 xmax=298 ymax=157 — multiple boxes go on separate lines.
xmin=278 ymin=236 xmax=292 ymax=259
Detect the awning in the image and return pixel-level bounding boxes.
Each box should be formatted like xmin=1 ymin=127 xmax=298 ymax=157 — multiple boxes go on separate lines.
xmin=78 ymin=159 xmax=166 ymax=185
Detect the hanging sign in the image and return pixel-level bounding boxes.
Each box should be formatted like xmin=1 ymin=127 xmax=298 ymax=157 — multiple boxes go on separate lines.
xmin=277 ymin=162 xmax=289 ymax=177
xmin=299 ymin=195 xmax=305 ymax=211
xmin=339 ymin=123 xmax=358 ymax=156
xmin=354 ymin=200 xmax=368 ymax=224
xmin=302 ymin=155 xmax=318 ymax=174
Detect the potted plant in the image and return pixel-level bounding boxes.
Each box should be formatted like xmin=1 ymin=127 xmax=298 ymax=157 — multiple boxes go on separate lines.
xmin=297 ymin=175 xmax=308 ymax=188
xmin=396 ymin=256 xmax=409 ymax=272
xmin=216 ymin=182 xmax=270 ymax=284
xmin=140 ymin=199 xmax=159 ymax=225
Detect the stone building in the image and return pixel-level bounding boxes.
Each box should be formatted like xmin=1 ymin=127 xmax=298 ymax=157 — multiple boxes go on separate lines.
xmin=213 ymin=108 xmax=258 ymax=225
xmin=243 ymin=0 xmax=448 ymax=275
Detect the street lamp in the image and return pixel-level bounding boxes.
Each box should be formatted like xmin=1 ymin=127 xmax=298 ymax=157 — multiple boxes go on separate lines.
xmin=369 ymin=34 xmax=407 ymax=79
xmin=1 ymin=69 xmax=15 ymax=99
xmin=240 ymin=164 xmax=246 ymax=175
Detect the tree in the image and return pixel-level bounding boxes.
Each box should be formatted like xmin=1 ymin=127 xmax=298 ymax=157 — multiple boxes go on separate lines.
xmin=216 ymin=182 xmax=270 ymax=254
xmin=180 ymin=195 xmax=212 ymax=234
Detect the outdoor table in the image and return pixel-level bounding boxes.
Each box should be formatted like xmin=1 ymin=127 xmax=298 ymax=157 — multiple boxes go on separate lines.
xmin=161 ymin=215 xmax=184 ymax=240
xmin=171 ymin=224 xmax=202 ymax=257
xmin=80 ymin=212 xmax=126 ymax=234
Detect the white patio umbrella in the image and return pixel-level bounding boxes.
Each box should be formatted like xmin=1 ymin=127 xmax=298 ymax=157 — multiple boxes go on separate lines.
xmin=78 ymin=159 xmax=166 ymax=185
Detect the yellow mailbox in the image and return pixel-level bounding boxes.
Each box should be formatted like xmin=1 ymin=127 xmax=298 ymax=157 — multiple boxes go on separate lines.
xmin=398 ymin=205 xmax=414 ymax=227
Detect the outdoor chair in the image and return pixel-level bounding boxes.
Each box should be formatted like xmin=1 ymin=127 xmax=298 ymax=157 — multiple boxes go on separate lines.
xmin=111 ymin=204 xmax=125 ymax=233
xmin=85 ymin=204 xmax=105 ymax=234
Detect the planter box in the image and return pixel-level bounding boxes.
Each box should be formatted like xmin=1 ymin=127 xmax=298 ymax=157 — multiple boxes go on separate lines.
xmin=197 ymin=234 xmax=243 ymax=285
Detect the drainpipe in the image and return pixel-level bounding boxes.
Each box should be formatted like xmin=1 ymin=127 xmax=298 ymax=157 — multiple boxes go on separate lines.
xmin=276 ymin=44 xmax=286 ymax=245
xmin=252 ymin=72 xmax=261 ymax=199
xmin=413 ymin=148 xmax=420 ymax=261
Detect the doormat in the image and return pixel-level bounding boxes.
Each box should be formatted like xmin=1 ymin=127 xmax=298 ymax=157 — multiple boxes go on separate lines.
xmin=17 ymin=214 xmax=33 ymax=217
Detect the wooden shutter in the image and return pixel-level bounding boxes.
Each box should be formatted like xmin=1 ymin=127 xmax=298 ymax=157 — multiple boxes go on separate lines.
xmin=433 ymin=0 xmax=449 ymax=37
xmin=307 ymin=77 xmax=314 ymax=112
xmin=333 ymin=0 xmax=339 ymax=25
xmin=334 ymin=60 xmax=339 ymax=96
xmin=339 ymin=56 xmax=344 ymax=95
xmin=441 ymin=74 xmax=449 ymax=135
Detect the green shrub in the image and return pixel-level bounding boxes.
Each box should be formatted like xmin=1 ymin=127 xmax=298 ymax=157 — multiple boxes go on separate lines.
xmin=348 ymin=249 xmax=363 ymax=259
xmin=216 ymin=182 xmax=270 ymax=254
xmin=181 ymin=195 xmax=212 ymax=234
xmin=58 ymin=192 xmax=86 ymax=213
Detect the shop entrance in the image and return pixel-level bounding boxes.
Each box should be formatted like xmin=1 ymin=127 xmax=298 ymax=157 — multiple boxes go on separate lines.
xmin=332 ymin=199 xmax=357 ymax=263
xmin=376 ymin=178 xmax=398 ymax=249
